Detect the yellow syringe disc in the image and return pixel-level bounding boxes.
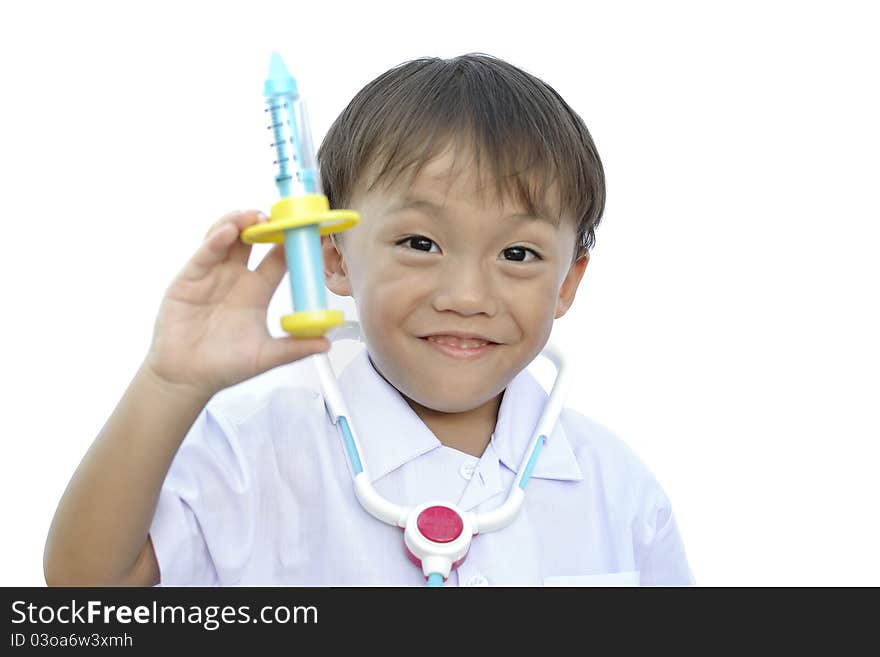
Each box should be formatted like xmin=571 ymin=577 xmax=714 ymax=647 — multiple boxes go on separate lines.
xmin=240 ymin=194 xmax=359 ymax=338
xmin=281 ymin=309 xmax=345 ymax=338
xmin=241 ymin=194 xmax=360 ymax=244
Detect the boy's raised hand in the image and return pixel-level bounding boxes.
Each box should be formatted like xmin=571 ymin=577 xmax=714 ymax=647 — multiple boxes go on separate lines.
xmin=145 ymin=209 xmax=331 ymax=398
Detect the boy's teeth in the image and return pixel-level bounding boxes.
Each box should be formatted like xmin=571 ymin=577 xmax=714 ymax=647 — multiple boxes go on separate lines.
xmin=426 ymin=335 xmax=489 ymax=348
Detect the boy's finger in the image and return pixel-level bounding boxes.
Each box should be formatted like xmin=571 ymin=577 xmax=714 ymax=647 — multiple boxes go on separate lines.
xmin=203 ymin=210 xmax=244 ymax=240
xmin=203 ymin=209 xmax=268 ymax=241
xmin=191 ymin=209 xmax=268 ymax=275
xmin=185 ymin=222 xmax=240 ymax=280
xmin=253 ymin=242 xmax=291 ymax=294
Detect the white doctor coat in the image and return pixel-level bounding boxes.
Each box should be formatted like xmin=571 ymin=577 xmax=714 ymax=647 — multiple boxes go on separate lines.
xmin=149 ymin=348 xmax=695 ymax=586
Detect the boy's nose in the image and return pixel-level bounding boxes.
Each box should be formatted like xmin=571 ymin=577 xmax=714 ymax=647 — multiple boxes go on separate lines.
xmin=431 ymin=261 xmax=499 ymax=315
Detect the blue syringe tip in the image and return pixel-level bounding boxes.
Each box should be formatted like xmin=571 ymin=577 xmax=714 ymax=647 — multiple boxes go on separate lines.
xmin=264 ymin=51 xmax=298 ymax=96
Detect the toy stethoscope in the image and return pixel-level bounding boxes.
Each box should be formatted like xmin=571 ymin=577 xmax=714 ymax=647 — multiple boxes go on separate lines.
xmin=239 ymin=53 xmax=571 ymax=585
xmin=316 ymin=321 xmax=570 ymax=586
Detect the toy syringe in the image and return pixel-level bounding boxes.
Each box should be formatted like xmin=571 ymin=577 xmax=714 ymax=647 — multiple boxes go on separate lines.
xmin=241 ymin=52 xmax=360 ymax=338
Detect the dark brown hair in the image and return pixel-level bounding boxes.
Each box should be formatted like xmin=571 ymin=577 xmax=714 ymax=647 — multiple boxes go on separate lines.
xmin=316 ymin=52 xmax=605 ymax=263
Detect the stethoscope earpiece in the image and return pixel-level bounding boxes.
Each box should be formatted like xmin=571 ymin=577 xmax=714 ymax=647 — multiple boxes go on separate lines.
xmin=325 ymin=320 xmax=364 ymax=344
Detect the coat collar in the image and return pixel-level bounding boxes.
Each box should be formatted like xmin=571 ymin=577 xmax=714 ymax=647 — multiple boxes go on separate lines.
xmin=332 ymin=349 xmax=583 ymax=490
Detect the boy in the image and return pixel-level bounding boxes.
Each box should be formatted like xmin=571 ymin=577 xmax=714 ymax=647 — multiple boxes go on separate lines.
xmin=44 ymin=53 xmax=694 ymax=586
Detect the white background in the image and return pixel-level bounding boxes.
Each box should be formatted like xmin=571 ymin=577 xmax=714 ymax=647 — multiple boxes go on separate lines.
xmin=1 ymin=0 xmax=877 ymax=586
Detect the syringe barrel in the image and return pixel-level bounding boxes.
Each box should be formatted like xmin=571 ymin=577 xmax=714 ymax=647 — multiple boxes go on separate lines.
xmin=265 ymin=92 xmax=320 ymax=198
xmin=284 ymin=223 xmax=327 ymax=312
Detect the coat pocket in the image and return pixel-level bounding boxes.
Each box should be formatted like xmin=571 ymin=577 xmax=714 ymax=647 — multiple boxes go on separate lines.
xmin=543 ymin=570 xmax=640 ymax=587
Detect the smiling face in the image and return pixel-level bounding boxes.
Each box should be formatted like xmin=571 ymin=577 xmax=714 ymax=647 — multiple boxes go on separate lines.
xmin=322 ymin=141 xmax=588 ymax=417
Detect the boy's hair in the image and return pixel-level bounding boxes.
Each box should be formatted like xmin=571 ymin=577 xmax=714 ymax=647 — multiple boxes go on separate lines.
xmin=316 ymin=52 xmax=606 ymax=264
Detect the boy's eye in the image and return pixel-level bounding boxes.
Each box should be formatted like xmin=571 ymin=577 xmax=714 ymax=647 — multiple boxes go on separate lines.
xmin=504 ymin=246 xmax=541 ymax=262
xmin=395 ymin=235 xmax=542 ymax=262
xmin=399 ymin=236 xmax=438 ymax=253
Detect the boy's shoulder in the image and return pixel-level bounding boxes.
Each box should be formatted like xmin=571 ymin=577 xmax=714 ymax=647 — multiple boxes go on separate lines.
xmin=558 ymin=406 xmax=662 ymax=493
xmin=205 ymin=363 xmax=325 ymax=430
xmin=198 ymin=361 xmax=661 ymax=494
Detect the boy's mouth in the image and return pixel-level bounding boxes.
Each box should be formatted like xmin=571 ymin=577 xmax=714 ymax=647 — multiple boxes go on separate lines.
xmin=419 ymin=335 xmax=499 ymax=360
xmin=424 ymin=335 xmax=493 ymax=348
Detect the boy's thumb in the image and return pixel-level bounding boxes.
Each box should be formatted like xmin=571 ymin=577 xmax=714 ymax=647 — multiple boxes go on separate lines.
xmin=261 ymin=336 xmax=331 ymax=370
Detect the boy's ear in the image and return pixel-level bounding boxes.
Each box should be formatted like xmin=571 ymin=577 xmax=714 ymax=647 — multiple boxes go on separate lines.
xmin=322 ymin=234 xmax=353 ymax=297
xmin=555 ymin=253 xmax=589 ymax=319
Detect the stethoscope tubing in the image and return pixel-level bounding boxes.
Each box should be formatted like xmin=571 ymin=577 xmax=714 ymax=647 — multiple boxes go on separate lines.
xmin=315 ymin=321 xmax=571 ymax=534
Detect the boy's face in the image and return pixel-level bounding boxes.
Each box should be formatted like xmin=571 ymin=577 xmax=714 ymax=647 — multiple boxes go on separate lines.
xmin=322 ymin=143 xmax=588 ymax=415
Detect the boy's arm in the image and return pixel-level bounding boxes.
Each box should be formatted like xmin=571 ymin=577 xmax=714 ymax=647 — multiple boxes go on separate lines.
xmin=44 ymin=209 xmax=330 ymax=587
xmin=43 ymin=362 xmax=212 ymax=586
xmin=636 ymin=502 xmax=695 ymax=586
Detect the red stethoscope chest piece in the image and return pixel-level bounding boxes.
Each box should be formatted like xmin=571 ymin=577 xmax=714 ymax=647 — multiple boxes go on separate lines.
xmin=416 ymin=505 xmax=464 ymax=543
xmin=403 ymin=503 xmax=474 ymax=582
